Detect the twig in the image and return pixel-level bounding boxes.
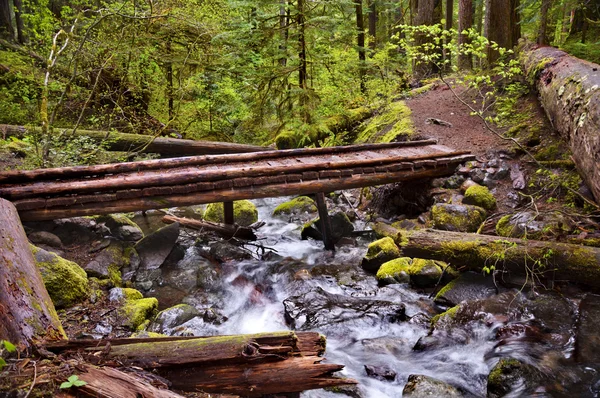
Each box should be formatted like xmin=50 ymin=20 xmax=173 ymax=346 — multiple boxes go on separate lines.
xmin=24 ymin=361 xmax=36 ymax=398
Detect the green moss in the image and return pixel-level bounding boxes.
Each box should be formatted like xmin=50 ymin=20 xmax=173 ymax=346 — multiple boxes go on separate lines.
xmin=275 ymin=130 xmax=303 ymax=149
xmin=121 ymin=297 xmax=159 ymax=330
xmin=488 ymin=358 xmax=523 ymax=386
xmin=495 ymin=215 xmax=514 ymax=237
xmin=405 ymin=82 xmax=437 ymax=97
xmin=431 ymin=204 xmax=487 ymax=232
xmin=463 ymin=185 xmax=496 ymax=210
xmin=431 ymin=305 xmax=460 ymax=326
xmin=365 ymin=237 xmax=400 ymax=259
xmin=130 ymin=331 xmax=167 ymax=338
xmin=355 ymin=101 xmax=413 ymax=143
xmin=534 ymin=143 xmax=562 ymax=161
xmin=30 ymin=245 xmax=89 ymax=308
xmin=204 ymin=200 xmax=258 ymax=226
xmin=273 ymin=196 xmax=317 ymax=216
xmin=107 ymin=263 xmax=122 ymax=287
xmin=122 ymin=288 xmax=144 ymax=300
xmin=376 ymin=257 xmax=412 ymax=280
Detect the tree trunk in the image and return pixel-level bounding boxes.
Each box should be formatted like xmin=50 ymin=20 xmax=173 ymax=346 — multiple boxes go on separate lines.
xmin=484 ymin=0 xmax=513 ymax=63
xmin=537 ymin=0 xmax=552 ymax=45
xmin=0 ymin=124 xmax=265 ymax=157
xmin=47 ymin=332 xmax=358 ymax=396
xmin=165 ymin=39 xmax=174 ymax=121
xmin=474 ymin=0 xmax=483 ymax=35
xmin=297 ymin=0 xmax=309 ymax=122
xmin=444 ymin=0 xmax=454 ymax=68
xmin=280 ymin=0 xmax=288 ymax=66
xmin=0 ymin=0 xmax=13 ymax=40
xmin=521 ymin=44 xmax=600 ymax=202
xmin=394 ymin=228 xmax=600 ymax=288
xmin=12 ymin=0 xmax=24 ymax=44
xmin=368 ymin=0 xmax=377 ymax=50
xmin=355 ymin=0 xmax=366 ymax=93
xmin=0 ymin=198 xmax=66 ymax=349
xmin=458 ymin=0 xmax=473 ymax=69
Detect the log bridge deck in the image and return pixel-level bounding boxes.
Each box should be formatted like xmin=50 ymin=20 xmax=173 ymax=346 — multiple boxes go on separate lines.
xmin=0 ymin=140 xmax=474 ymax=247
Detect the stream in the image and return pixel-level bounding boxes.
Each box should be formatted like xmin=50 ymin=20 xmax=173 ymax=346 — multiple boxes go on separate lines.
xmin=133 ymin=197 xmax=600 ymax=398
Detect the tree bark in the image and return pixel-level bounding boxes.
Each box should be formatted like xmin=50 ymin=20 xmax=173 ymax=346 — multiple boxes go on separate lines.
xmin=394 ymin=228 xmax=600 ymax=288
xmin=444 ymin=0 xmax=454 ymax=67
xmin=0 ymin=124 xmax=265 ymax=157
xmin=484 ymin=0 xmax=513 ymax=63
xmin=521 ymin=44 xmax=600 ymax=202
xmin=368 ymin=0 xmax=377 ymax=50
xmin=0 ymin=198 xmax=66 ymax=349
xmin=458 ymin=0 xmax=473 ymax=69
xmin=47 ymin=332 xmax=357 ymax=396
xmin=537 ymin=0 xmax=552 ymax=45
xmin=413 ymin=0 xmax=443 ymax=78
xmin=12 ymin=0 xmax=24 ymax=44
xmin=0 ymin=0 xmax=13 ymax=40
xmin=355 ymin=0 xmax=366 ymax=93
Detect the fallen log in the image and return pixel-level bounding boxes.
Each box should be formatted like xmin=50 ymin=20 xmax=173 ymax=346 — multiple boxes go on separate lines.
xmin=47 ymin=331 xmax=356 ymax=396
xmin=521 ymin=43 xmax=600 ymax=202
xmin=0 ymin=198 xmax=66 ymax=349
xmin=394 ymin=228 xmax=600 ymax=288
xmin=162 ymin=215 xmax=258 ymax=241
xmin=0 ymin=124 xmax=265 ymax=157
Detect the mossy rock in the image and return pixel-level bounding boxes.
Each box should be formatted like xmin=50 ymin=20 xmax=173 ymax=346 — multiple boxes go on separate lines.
xmin=149 ymin=303 xmax=201 ymax=334
xmin=462 ymin=185 xmax=496 ymax=210
xmin=31 ymin=245 xmax=89 ymax=308
xmin=273 ymin=196 xmax=317 ymax=216
xmin=355 ymin=101 xmax=414 ymax=143
xmin=487 ymin=357 xmax=541 ymax=398
xmin=275 ymin=130 xmax=303 ymax=149
xmin=98 ymin=214 xmax=144 ymax=242
xmin=402 ymin=374 xmax=461 ymax=397
xmin=377 ymin=257 xmax=451 ymax=287
xmin=495 ymin=211 xmax=572 ymax=239
xmin=434 ymin=272 xmax=497 ymax=307
xmin=109 ymin=287 xmax=158 ymax=330
xmin=370 ymin=221 xmax=401 ymax=240
xmin=204 ymin=200 xmax=258 ymax=227
xmin=431 ymin=203 xmax=487 ymax=232
xmin=361 ymin=237 xmax=401 ymax=273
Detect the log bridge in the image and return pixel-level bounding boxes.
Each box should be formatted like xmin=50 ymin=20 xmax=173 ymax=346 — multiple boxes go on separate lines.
xmin=0 ymin=140 xmax=474 ymax=249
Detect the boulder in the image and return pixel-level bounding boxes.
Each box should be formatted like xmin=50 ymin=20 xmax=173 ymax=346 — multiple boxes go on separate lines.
xmin=98 ymin=214 xmax=144 ymax=242
xmin=208 ymin=241 xmax=253 ymax=263
xmin=84 ymin=242 xmax=134 ymax=286
xmin=134 ymin=222 xmax=180 ymax=270
xmin=402 ymin=374 xmax=461 ymax=397
xmin=361 ymin=237 xmax=401 ymax=273
xmin=431 ymin=204 xmax=487 ymax=232
xmin=462 ymin=185 xmax=497 ymax=210
xmin=108 ymin=287 xmax=158 ymax=330
xmin=272 ymin=196 xmax=317 ymax=217
xmin=377 ymin=257 xmax=452 ymax=288
xmin=27 ymin=231 xmax=62 ymax=248
xmin=370 ymin=222 xmax=401 ymax=239
xmin=204 ymin=200 xmax=258 ymax=226
xmin=31 ymin=245 xmax=89 ymax=308
xmin=301 ymin=212 xmax=355 ymax=243
xmin=364 ymin=365 xmax=397 ymax=381
xmin=148 ymin=304 xmax=201 ymax=334
xmin=434 ymin=272 xmax=497 ymax=307
xmin=487 ymin=358 xmax=541 ymax=398
xmin=575 ymin=294 xmax=600 ymax=363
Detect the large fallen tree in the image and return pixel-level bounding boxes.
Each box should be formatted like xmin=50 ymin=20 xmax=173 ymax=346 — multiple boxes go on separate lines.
xmin=0 ymin=124 xmax=265 ymax=157
xmin=521 ymin=43 xmax=600 ymax=202
xmin=394 ymin=228 xmax=600 ymax=288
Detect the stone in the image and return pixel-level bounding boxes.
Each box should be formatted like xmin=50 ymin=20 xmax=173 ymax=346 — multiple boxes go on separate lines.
xmin=204 ymin=200 xmax=258 ymax=226
xmin=495 ymin=211 xmax=572 ymax=239
xmin=31 ymin=245 xmax=89 ymax=308
xmin=364 ymin=365 xmax=397 ymax=381
xmin=283 ymin=287 xmax=406 ymax=330
xmin=402 ymin=374 xmax=461 ymax=397
xmin=487 ymin=358 xmax=541 ymax=398
xmin=460 ymin=179 xmax=479 ymax=192
xmin=443 ymin=175 xmax=466 ymax=189
xmin=575 ymin=294 xmax=600 ymax=363
xmin=28 ymin=231 xmax=62 ymax=248
xmin=25 ymin=217 xmax=101 ymax=245
xmin=462 ymin=185 xmax=497 ymax=210
xmin=98 ymin=214 xmax=144 ymax=242
xmin=434 ymin=272 xmax=497 ymax=307
xmin=377 ymin=257 xmax=453 ymax=287
xmin=430 ymin=203 xmax=487 ymax=233
xmin=84 ymin=242 xmax=132 ymax=286
xmin=108 ymin=287 xmax=158 ymax=330
xmin=314 ymin=211 xmax=355 ymax=242
xmin=148 ymin=304 xmax=201 ymax=334
xmin=361 ymin=237 xmax=401 ymax=273
xmin=470 ymin=168 xmax=486 ymax=184
xmin=134 ymin=222 xmax=180 ymax=270
xmin=272 ymin=196 xmax=317 ymax=217
xmin=208 ymin=241 xmax=253 ymax=263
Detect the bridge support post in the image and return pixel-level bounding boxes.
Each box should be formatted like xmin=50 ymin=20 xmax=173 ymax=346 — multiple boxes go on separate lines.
xmin=223 ymin=201 xmax=234 ymax=225
xmin=315 ymin=192 xmax=335 ymax=251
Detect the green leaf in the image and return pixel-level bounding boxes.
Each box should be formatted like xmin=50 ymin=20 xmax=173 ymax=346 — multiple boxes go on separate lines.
xmin=73 ymin=379 xmax=88 ymax=387
xmin=68 ymin=375 xmax=79 ymax=383
xmin=2 ymin=341 xmax=16 ymax=353
xmin=60 ymin=381 xmax=72 ymax=389
xmin=0 ymin=357 xmax=6 ymax=371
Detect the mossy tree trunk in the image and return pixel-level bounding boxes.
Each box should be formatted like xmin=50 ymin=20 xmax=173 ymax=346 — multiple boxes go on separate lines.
xmin=395 ymin=228 xmax=600 ymax=288
xmin=521 ymin=44 xmax=600 ymax=202
xmin=0 ymin=198 xmax=66 ymax=349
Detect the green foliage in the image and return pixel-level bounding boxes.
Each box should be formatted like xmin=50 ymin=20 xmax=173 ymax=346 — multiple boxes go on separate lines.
xmin=60 ymin=375 xmax=88 ymax=389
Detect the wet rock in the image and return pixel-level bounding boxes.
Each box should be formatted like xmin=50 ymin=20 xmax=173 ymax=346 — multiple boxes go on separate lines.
xmin=487 ymin=357 xmax=541 ymax=398
xmin=364 ymin=364 xmax=397 ymax=381
xmin=272 ymin=196 xmax=317 ymax=217
xmin=470 ymin=168 xmax=486 ymax=184
xmin=527 ymin=292 xmax=574 ymax=344
xmin=402 ymin=374 xmax=461 ymax=397
xmin=84 ymin=242 xmax=132 ymax=286
xmin=209 ymin=241 xmax=252 ymax=262
xmin=315 ymin=211 xmax=355 ymax=242
xmin=495 ymin=211 xmax=572 ymax=239
xmin=575 ymin=294 xmax=600 ymax=363
xmin=377 ymin=257 xmax=450 ymax=288
xmin=148 ymin=304 xmax=201 ymax=334
xmin=134 ymin=222 xmax=180 ymax=269
xmin=376 ymin=257 xmax=411 ymax=285
xmin=361 ymin=237 xmax=401 ymax=273
xmin=283 ymin=287 xmax=406 ymax=331
xmin=28 ymin=231 xmax=62 ymax=248
xmin=434 ymin=272 xmax=498 ymax=307
xmin=109 ymin=287 xmax=158 ymax=330
xmin=97 ymin=214 xmax=144 ymax=242
xmin=31 ymin=245 xmax=89 ymax=308
xmin=204 ymin=200 xmax=258 ymax=226
xmin=462 ymin=185 xmax=497 ymax=210
xmin=430 ymin=204 xmax=487 ymax=233
xmin=324 ymin=385 xmax=363 ymax=398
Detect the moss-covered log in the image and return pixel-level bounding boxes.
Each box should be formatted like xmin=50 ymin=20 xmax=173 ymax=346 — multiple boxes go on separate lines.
xmin=47 ymin=331 xmax=356 ymax=396
xmin=521 ymin=44 xmax=600 ymax=202
xmin=395 ymin=228 xmax=600 ymax=288
xmin=0 ymin=198 xmax=66 ymax=349
xmin=0 ymin=124 xmax=265 ymax=157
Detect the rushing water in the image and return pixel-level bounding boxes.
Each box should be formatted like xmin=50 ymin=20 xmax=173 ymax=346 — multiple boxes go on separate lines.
xmin=140 ymin=197 xmax=596 ymax=397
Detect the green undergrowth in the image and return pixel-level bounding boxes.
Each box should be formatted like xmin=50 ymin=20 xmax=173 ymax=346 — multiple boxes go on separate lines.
xmin=354 ymin=101 xmax=413 ymax=143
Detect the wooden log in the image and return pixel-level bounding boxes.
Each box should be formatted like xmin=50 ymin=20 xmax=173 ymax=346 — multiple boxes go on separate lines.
xmin=46 ymin=332 xmax=357 ymax=396
xmin=0 ymin=151 xmax=472 ymax=200
xmin=162 ymin=215 xmax=257 ymax=241
xmin=394 ymin=228 xmax=600 ymax=288
xmin=75 ymin=365 xmax=185 ymax=398
xmin=521 ymin=43 xmax=600 ymax=202
xmin=0 ymin=124 xmax=265 ymax=158
xmin=0 ymin=198 xmax=66 ymax=349
xmin=223 ymin=201 xmax=234 ymax=225
xmin=0 ymin=138 xmax=439 ymax=184
xmin=16 ymin=163 xmax=469 ymax=220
